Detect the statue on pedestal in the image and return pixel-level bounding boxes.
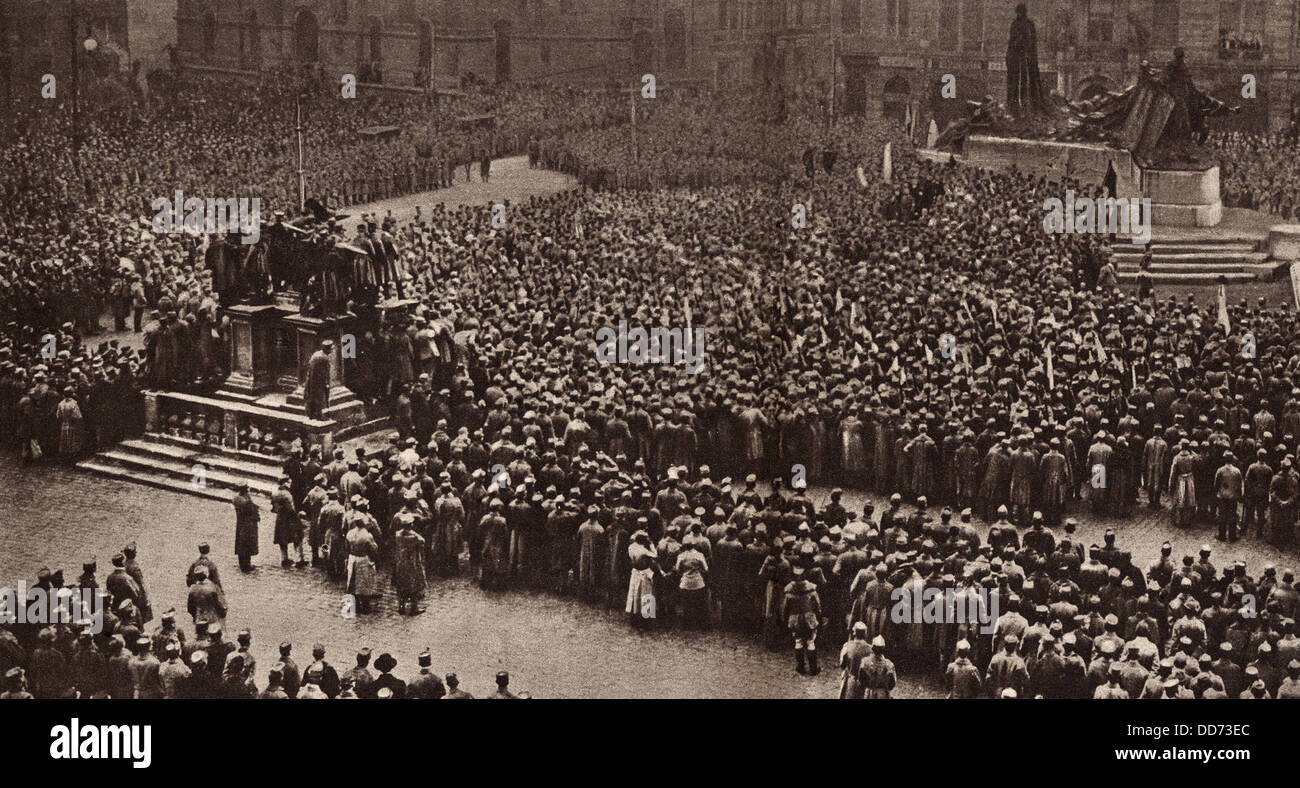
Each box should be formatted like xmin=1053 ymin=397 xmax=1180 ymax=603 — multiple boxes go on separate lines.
xmin=1006 ymin=4 xmax=1047 ymax=117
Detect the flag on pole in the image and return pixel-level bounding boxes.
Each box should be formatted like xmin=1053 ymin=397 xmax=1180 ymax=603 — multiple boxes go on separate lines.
xmin=925 ymin=345 xmax=935 ymax=365
xmin=835 ymin=288 xmax=844 ymax=313
xmin=1046 ymin=344 xmax=1055 ymax=389
xmin=1217 ymin=283 xmax=1231 ymax=334
xmin=850 ymin=300 xmax=857 ymax=326
xmin=1094 ymin=333 xmax=1107 ymax=364
xmin=882 ymin=142 xmax=893 ymax=183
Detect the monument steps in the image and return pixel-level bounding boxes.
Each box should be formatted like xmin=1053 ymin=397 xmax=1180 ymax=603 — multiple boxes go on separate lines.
xmin=1112 ymin=250 xmax=1270 ymax=266
xmin=114 ymin=437 xmax=284 ymax=483
xmin=1116 ymin=270 xmax=1260 ymax=284
xmin=76 ymin=459 xmax=268 ymax=503
xmin=82 ymin=445 xmax=280 ymax=498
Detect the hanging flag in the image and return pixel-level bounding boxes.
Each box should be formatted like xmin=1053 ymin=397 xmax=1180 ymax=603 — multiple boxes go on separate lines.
xmin=856 ymin=166 xmax=869 ymax=189
xmin=850 ymin=300 xmax=857 ymax=326
xmin=882 ymin=142 xmax=893 ymax=183
xmin=835 ymin=288 xmax=844 ymax=313
xmin=1046 ymin=344 xmax=1056 ymax=390
xmin=1217 ymin=283 xmax=1231 ymax=334
xmin=1094 ymin=332 xmax=1107 ymax=364
xmin=1291 ymin=263 xmax=1300 ymax=311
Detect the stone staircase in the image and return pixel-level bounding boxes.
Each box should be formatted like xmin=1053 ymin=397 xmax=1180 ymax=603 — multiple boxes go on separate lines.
xmin=79 ymin=435 xmax=283 ymax=502
xmin=78 ymin=414 xmax=392 ymax=502
xmin=1112 ymin=228 xmax=1281 ymax=286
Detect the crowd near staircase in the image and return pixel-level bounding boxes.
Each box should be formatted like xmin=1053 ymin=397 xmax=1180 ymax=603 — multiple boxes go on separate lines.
xmin=1111 ymin=225 xmax=1281 ymax=287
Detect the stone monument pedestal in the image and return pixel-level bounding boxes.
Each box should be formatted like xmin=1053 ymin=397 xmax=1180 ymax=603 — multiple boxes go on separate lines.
xmin=280 ymin=312 xmax=366 ymax=428
xmin=1141 ymin=166 xmax=1223 ymax=228
xmin=1268 ymin=225 xmax=1300 ymax=261
xmin=220 ymin=304 xmax=281 ymax=399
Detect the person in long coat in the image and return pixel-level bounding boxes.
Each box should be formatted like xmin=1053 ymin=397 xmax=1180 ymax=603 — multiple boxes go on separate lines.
xmin=1142 ymin=431 xmax=1169 ymax=509
xmin=270 ymin=478 xmax=304 ymax=568
xmin=1168 ymin=441 xmax=1198 ymax=527
xmin=345 ymin=519 xmax=381 ymax=613
xmin=576 ymin=509 xmax=607 ymax=602
xmin=477 ymin=500 xmax=511 ymax=590
xmin=841 ymin=413 xmax=867 ymax=488
xmin=759 ymin=544 xmax=791 ymax=650
xmin=304 ymin=341 xmax=333 ymax=420
xmin=232 ymin=484 xmax=260 ymax=571
xmin=392 ymin=523 xmax=427 ymax=615
xmin=839 ymin=622 xmax=872 ymax=698
xmin=55 ymin=389 xmax=84 ymax=459
xmin=1008 ymin=437 xmax=1037 ymax=523
xmin=907 ymin=428 xmax=938 ymax=501
xmin=1039 ymin=439 xmax=1071 ymax=526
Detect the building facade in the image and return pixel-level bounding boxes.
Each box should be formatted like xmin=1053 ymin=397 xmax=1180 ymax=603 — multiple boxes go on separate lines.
xmin=825 ymin=0 xmax=1300 ymax=134
xmin=0 ymin=0 xmax=131 ymax=106
xmin=171 ymin=0 xmax=671 ymax=89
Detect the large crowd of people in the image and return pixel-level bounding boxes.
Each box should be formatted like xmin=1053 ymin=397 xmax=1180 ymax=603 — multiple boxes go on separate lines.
xmin=9 ymin=68 xmax=1300 ymax=698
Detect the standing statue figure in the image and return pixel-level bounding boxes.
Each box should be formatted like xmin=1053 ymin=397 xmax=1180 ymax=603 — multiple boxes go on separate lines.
xmin=1006 ymin=3 xmax=1047 ymax=116
xmin=304 ymin=340 xmax=333 ymax=420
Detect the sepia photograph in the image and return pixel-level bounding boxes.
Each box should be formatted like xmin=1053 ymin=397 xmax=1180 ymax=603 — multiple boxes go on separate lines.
xmin=0 ymin=0 xmax=1294 ymax=766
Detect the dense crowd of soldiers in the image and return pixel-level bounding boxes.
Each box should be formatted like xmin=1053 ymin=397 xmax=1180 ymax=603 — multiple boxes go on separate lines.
xmin=10 ymin=73 xmax=1300 ymax=697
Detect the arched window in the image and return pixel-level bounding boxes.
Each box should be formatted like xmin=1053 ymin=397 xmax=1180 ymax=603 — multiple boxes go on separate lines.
xmin=294 ymin=9 xmax=319 ymax=62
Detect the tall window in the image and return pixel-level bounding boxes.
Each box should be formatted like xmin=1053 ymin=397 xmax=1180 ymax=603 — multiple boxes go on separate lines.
xmin=886 ymin=0 xmax=909 ymax=37
xmin=202 ymin=9 xmax=216 ymax=57
xmin=665 ymin=10 xmax=686 ymax=68
xmin=842 ymin=0 xmax=860 ymax=33
xmin=1153 ymin=0 xmax=1179 ymax=46
xmin=1087 ymin=0 xmax=1114 ymax=43
xmin=1220 ymin=0 xmax=1265 ymax=50
xmin=961 ymin=0 xmax=984 ymax=52
xmin=248 ymin=11 xmax=260 ymax=59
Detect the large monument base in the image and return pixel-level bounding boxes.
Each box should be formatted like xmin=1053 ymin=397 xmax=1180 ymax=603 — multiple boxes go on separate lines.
xmin=1142 ymin=166 xmax=1223 ymax=228
xmin=959 ymin=135 xmax=1222 ymax=228
xmin=77 ymin=303 xmax=397 ymax=500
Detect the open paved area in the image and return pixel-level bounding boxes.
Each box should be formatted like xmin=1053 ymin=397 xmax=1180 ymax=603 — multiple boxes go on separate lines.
xmin=3 ymin=448 xmax=1296 ymax=698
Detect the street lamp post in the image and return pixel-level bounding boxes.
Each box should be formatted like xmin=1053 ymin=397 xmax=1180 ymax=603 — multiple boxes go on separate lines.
xmin=296 ymin=90 xmax=306 ymax=213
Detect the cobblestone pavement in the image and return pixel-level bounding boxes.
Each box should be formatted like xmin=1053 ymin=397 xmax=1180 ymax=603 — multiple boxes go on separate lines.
xmin=3 ymin=450 xmax=1297 ymax=698
xmin=18 ymin=160 xmax=1298 ymax=697
xmin=347 ymin=154 xmax=578 ymax=227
